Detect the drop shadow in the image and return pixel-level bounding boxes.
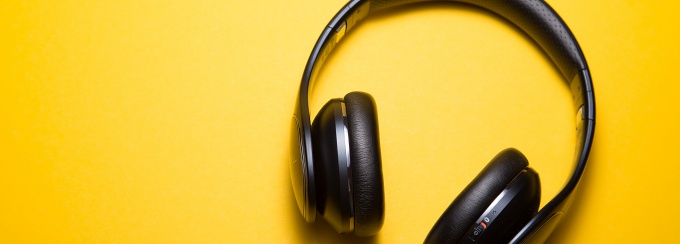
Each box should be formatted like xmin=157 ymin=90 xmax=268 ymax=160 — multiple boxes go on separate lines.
xmin=283 ymin=153 xmax=378 ymax=244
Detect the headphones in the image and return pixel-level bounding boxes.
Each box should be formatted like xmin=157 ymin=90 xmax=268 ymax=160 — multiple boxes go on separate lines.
xmin=289 ymin=0 xmax=595 ymax=243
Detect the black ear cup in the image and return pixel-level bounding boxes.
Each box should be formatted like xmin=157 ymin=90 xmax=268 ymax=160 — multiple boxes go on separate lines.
xmin=344 ymin=92 xmax=385 ymax=236
xmin=311 ymin=91 xmax=385 ymax=236
xmin=425 ymin=148 xmax=540 ymax=243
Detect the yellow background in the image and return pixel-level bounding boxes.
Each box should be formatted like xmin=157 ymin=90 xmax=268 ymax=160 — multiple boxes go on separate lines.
xmin=1 ymin=0 xmax=679 ymax=243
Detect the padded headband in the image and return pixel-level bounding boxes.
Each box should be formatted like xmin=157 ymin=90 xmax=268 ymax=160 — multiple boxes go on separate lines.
xmin=373 ymin=0 xmax=585 ymax=79
xmin=292 ymin=0 xmax=595 ymax=241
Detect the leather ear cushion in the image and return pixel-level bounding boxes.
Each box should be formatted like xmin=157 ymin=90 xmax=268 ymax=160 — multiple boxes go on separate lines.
xmin=425 ymin=148 xmax=529 ymax=243
xmin=344 ymin=92 xmax=385 ymax=236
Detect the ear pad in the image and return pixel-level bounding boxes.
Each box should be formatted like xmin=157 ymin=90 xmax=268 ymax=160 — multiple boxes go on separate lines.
xmin=344 ymin=92 xmax=385 ymax=236
xmin=424 ymin=148 xmax=530 ymax=243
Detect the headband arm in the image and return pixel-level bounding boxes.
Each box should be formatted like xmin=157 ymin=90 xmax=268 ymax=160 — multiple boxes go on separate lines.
xmin=291 ymin=0 xmax=370 ymax=222
xmin=510 ymin=69 xmax=595 ymax=243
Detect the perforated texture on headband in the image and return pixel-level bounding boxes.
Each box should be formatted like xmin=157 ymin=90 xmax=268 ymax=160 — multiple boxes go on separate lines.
xmin=369 ymin=0 xmax=585 ymax=80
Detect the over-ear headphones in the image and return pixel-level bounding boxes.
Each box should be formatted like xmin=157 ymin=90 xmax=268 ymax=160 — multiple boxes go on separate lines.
xmin=289 ymin=0 xmax=595 ymax=243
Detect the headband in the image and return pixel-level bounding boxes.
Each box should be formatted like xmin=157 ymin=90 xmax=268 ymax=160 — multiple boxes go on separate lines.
xmin=292 ymin=0 xmax=595 ymax=241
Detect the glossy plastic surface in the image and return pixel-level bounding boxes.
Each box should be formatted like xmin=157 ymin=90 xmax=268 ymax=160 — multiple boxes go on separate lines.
xmin=290 ymin=0 xmax=370 ymax=225
xmin=311 ymin=99 xmax=354 ymax=233
xmin=291 ymin=94 xmax=316 ymax=223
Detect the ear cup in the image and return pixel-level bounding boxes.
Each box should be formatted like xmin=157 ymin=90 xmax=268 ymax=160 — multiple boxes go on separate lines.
xmin=424 ymin=148 xmax=530 ymax=243
xmin=344 ymin=92 xmax=385 ymax=236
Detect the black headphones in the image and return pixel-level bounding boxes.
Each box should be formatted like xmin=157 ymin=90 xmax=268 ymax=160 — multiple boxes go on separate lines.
xmin=289 ymin=0 xmax=595 ymax=243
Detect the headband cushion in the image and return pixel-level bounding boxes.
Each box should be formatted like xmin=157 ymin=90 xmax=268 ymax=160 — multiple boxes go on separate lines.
xmin=424 ymin=148 xmax=529 ymax=243
xmin=369 ymin=0 xmax=585 ymax=79
xmin=344 ymin=91 xmax=385 ymax=236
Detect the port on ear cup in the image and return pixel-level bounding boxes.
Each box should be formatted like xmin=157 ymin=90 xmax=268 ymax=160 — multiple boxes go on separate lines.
xmin=424 ymin=148 xmax=534 ymax=243
xmin=344 ymin=92 xmax=385 ymax=236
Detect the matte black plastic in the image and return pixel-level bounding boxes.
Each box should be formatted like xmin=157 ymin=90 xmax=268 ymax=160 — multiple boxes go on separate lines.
xmin=344 ymin=92 xmax=385 ymax=236
xmin=424 ymin=148 xmax=529 ymax=243
xmin=460 ymin=168 xmax=541 ymax=243
xmin=312 ymin=99 xmax=354 ymax=233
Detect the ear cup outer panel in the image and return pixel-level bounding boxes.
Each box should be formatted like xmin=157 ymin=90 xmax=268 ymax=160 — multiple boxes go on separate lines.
xmin=312 ymin=99 xmax=354 ymax=233
xmin=460 ymin=167 xmax=541 ymax=243
xmin=344 ymin=92 xmax=385 ymax=236
xmin=424 ymin=148 xmax=530 ymax=243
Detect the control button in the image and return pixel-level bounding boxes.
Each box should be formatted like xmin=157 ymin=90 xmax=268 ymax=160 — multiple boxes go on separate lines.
xmin=469 ymin=223 xmax=487 ymax=240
